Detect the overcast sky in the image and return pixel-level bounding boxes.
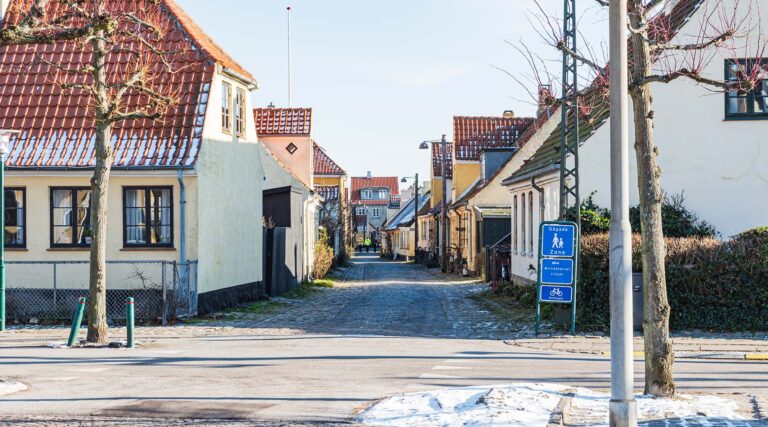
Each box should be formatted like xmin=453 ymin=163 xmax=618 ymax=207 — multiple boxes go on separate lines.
xmin=177 ymin=0 xmax=606 ymax=184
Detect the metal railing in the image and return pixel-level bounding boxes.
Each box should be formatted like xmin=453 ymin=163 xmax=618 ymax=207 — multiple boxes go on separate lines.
xmin=5 ymin=260 xmax=198 ymax=325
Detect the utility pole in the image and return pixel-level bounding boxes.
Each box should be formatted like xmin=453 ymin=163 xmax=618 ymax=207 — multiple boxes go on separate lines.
xmin=608 ymin=0 xmax=637 ymax=425
xmin=414 ymin=173 xmax=419 ymax=254
xmin=287 ymin=5 xmax=292 ymax=107
xmin=559 ymin=0 xmax=580 ymax=225
xmin=440 ymin=135 xmax=448 ymax=273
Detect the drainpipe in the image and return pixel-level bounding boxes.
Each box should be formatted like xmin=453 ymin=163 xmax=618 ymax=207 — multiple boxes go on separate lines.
xmin=531 ymin=176 xmax=546 ymax=222
xmin=177 ymin=168 xmax=187 ymax=267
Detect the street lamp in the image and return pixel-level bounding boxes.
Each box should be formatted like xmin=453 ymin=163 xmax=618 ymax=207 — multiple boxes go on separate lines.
xmin=401 ymin=174 xmax=420 ymax=256
xmin=420 ymin=135 xmax=451 ymax=273
xmin=0 ymin=130 xmax=16 ymax=332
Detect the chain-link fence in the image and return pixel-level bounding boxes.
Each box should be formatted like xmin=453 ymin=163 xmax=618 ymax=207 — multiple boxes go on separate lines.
xmin=5 ymin=260 xmax=198 ymax=325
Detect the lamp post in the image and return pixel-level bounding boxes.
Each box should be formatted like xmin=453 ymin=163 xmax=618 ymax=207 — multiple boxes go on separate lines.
xmin=0 ymin=131 xmax=14 ymax=332
xmin=401 ymin=173 xmax=420 ymax=255
xmin=420 ymin=135 xmax=450 ymax=272
xmin=608 ymin=0 xmax=636 ymax=425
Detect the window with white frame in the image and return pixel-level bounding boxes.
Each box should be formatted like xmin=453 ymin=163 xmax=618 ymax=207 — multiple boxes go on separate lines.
xmin=372 ymin=208 xmax=380 ymax=218
xmin=521 ymin=192 xmax=526 ymax=255
xmin=528 ymin=191 xmax=534 ymax=254
xmin=356 ymin=206 xmax=366 ymax=215
xmin=221 ymin=81 xmax=232 ymax=133
xmin=235 ymin=88 xmax=246 ymax=137
xmin=378 ymin=189 xmax=386 ymax=199
xmin=362 ymin=189 xmax=372 ymax=199
xmin=513 ymin=195 xmax=518 ymax=253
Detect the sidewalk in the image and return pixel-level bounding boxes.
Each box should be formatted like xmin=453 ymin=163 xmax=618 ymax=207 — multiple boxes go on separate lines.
xmin=507 ymin=335 xmax=768 ymax=360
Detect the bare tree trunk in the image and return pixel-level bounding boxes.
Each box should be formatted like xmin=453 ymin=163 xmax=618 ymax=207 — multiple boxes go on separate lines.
xmin=86 ymin=30 xmax=113 ymax=344
xmin=629 ymin=4 xmax=675 ymax=397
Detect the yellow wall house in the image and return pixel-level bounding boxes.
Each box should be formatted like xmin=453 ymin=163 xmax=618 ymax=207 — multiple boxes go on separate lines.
xmin=0 ymin=0 xmax=264 ymax=317
xmin=313 ymin=142 xmax=348 ymax=255
xmin=446 ymin=113 xmax=534 ymax=275
xmin=417 ymin=142 xmax=453 ymax=254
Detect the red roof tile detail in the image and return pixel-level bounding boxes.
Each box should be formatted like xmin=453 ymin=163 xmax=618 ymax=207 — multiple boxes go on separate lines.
xmin=313 ymin=142 xmax=345 ymax=176
xmin=0 ymin=0 xmax=250 ymax=169
xmin=453 ymin=116 xmax=534 ymax=161
xmin=432 ymin=142 xmax=453 ymax=179
xmin=254 ymin=108 xmax=312 ymax=136
xmin=315 ymin=185 xmax=339 ymax=201
xmin=350 ymin=176 xmax=399 ymax=203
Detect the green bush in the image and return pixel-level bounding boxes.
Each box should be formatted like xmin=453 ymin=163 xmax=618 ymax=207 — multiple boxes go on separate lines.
xmin=577 ymin=228 xmax=768 ymax=331
xmin=493 ymin=280 xmax=537 ymax=307
xmin=312 ymin=228 xmax=334 ymax=280
xmin=580 ymin=193 xmax=611 ymax=234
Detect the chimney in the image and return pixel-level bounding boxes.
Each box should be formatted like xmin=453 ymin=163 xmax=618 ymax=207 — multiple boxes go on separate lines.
xmin=502 ymin=110 xmax=515 ymax=119
xmin=1 ymin=0 xmax=10 ymax=22
xmin=537 ymin=84 xmax=553 ymax=118
xmin=366 ymin=170 xmax=372 ymax=179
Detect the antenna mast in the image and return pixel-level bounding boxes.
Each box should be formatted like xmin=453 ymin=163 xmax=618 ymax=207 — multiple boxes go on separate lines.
xmin=287 ymin=6 xmax=292 ymax=107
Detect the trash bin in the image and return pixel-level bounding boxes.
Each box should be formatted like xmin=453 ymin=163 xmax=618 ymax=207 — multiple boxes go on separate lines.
xmin=632 ymin=272 xmax=643 ymax=331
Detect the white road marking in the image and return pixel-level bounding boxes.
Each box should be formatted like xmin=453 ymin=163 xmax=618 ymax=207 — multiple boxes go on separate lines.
xmin=38 ymin=377 xmax=77 ymax=381
xmin=68 ymin=368 xmax=109 ymax=373
xmin=432 ymin=365 xmax=472 ymax=370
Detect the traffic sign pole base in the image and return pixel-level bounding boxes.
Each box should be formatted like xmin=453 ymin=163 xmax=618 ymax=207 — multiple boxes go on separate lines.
xmin=609 ymin=399 xmax=637 ymax=427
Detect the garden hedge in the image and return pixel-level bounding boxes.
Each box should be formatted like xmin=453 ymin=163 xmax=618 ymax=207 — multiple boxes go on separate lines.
xmin=577 ymin=227 xmax=768 ymax=331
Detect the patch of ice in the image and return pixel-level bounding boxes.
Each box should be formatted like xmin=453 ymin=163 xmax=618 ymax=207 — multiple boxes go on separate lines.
xmin=46 ymin=341 xmax=67 ymax=348
xmin=360 ymin=383 xmax=569 ymax=426
xmin=361 ymin=383 xmax=746 ymax=427
xmin=0 ymin=380 xmax=27 ymax=396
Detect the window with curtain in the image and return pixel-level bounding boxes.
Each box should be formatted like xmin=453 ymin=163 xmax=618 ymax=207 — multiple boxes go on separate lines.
xmin=725 ymin=58 xmax=768 ymax=118
xmin=51 ymin=188 xmax=91 ymax=247
xmin=124 ymin=187 xmax=173 ymax=247
xmin=5 ymin=188 xmax=25 ymax=247
xmin=222 ymin=81 xmax=232 ymax=133
xmin=235 ymin=88 xmax=246 ymax=136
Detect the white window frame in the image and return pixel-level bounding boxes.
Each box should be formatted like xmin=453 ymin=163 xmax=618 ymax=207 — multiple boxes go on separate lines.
xmin=372 ymin=208 xmax=380 ymax=218
xmin=362 ymin=189 xmax=372 ymax=200
xmin=221 ymin=81 xmax=232 ymax=134
xmin=528 ymin=190 xmax=534 ymax=256
xmin=512 ymin=195 xmax=518 ymax=254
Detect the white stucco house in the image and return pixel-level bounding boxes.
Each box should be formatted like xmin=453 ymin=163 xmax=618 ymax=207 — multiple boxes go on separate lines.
xmin=0 ymin=0 xmax=264 ymax=317
xmin=502 ymin=0 xmax=768 ymax=282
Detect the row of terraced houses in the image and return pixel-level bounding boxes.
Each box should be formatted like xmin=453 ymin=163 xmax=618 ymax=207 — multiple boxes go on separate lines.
xmin=0 ymin=0 xmax=354 ymax=319
xmin=395 ymin=0 xmax=767 ymax=283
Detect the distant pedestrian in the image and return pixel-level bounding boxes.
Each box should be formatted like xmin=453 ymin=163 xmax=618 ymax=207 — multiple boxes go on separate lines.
xmin=365 ymin=238 xmax=372 ymax=253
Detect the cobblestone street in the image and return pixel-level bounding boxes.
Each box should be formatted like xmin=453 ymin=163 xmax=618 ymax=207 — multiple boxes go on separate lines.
xmin=232 ymin=253 xmax=517 ymax=339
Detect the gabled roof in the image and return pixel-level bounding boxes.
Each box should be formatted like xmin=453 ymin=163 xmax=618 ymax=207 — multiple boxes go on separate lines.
xmin=0 ymin=0 xmax=253 ymax=169
xmin=502 ymin=0 xmax=705 ymax=186
xmin=350 ymin=176 xmax=399 ymax=203
xmin=385 ymin=192 xmax=431 ymax=231
xmin=453 ymin=115 xmax=534 ymax=161
xmin=432 ymin=142 xmax=453 ymax=179
xmin=313 ymin=142 xmax=345 ymax=176
xmin=254 ymin=107 xmax=312 ymax=136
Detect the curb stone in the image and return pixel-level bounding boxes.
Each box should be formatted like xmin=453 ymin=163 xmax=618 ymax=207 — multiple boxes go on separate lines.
xmin=548 ymin=389 xmax=575 ymax=426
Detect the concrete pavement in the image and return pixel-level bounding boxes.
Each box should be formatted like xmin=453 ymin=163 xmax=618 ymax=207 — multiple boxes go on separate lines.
xmin=1 ymin=253 xmax=766 ymax=425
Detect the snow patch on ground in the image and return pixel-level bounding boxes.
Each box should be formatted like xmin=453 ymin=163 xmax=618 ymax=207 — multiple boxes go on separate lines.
xmin=0 ymin=380 xmax=27 ymax=396
xmin=360 ymin=383 xmax=569 ymax=426
xmin=360 ymin=383 xmax=745 ymax=426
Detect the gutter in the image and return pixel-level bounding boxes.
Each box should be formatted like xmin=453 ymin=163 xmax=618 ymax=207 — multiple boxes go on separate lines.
xmin=177 ymin=168 xmax=187 ymax=270
xmin=531 ymin=176 xmax=546 ymax=222
xmin=223 ymin=66 xmax=259 ymax=90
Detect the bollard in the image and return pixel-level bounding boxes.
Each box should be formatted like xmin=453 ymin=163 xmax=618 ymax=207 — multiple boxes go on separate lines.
xmin=126 ymin=297 xmax=135 ymax=349
xmin=67 ymin=297 xmax=87 ymax=347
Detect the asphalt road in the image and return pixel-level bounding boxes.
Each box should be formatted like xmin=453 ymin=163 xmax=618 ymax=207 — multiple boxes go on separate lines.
xmin=1 ymin=254 xmax=767 ymax=425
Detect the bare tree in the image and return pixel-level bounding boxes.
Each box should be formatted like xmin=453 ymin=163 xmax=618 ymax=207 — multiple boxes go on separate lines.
xmin=5 ymin=0 xmax=188 ymax=343
xmin=521 ymin=0 xmax=763 ymax=396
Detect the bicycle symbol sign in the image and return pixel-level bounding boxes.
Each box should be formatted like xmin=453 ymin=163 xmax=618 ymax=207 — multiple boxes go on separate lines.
xmin=540 ymin=285 xmax=573 ymax=303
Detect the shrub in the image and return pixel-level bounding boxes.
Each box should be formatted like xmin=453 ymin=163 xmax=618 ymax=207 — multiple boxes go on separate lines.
xmin=580 ymin=193 xmax=611 ymax=234
xmin=577 ymin=229 xmax=768 ymax=331
xmin=629 ymin=193 xmax=718 ymax=238
xmin=492 ymin=280 xmax=537 ymax=307
xmin=312 ymin=228 xmax=334 ymax=280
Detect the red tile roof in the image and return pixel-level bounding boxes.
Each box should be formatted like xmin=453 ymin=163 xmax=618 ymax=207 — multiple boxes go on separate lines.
xmin=313 ymin=142 xmax=345 ymax=176
xmin=315 ymin=185 xmax=339 ymax=201
xmin=254 ymin=107 xmax=312 ymax=136
xmin=350 ymin=176 xmax=399 ymax=203
xmin=432 ymin=142 xmax=453 ymax=179
xmin=0 ymin=0 xmax=252 ymax=169
xmin=453 ymin=116 xmax=534 ymax=161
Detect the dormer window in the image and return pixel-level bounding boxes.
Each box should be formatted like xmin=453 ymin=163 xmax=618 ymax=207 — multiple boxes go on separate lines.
xmin=378 ymin=189 xmax=386 ymax=199
xmin=235 ymin=88 xmax=246 ymax=137
xmin=222 ymin=82 xmax=232 ymax=133
xmin=362 ymin=189 xmax=372 ymax=199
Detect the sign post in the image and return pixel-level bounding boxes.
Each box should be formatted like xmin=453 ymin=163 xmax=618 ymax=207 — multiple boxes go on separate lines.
xmin=535 ymin=221 xmax=579 ymax=335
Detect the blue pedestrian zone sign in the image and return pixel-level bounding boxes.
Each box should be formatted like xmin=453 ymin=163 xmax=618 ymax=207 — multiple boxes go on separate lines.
xmin=540 ymin=258 xmax=574 ymax=285
xmin=540 ymin=285 xmax=573 ymax=303
xmin=540 ymin=223 xmax=575 ymax=258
